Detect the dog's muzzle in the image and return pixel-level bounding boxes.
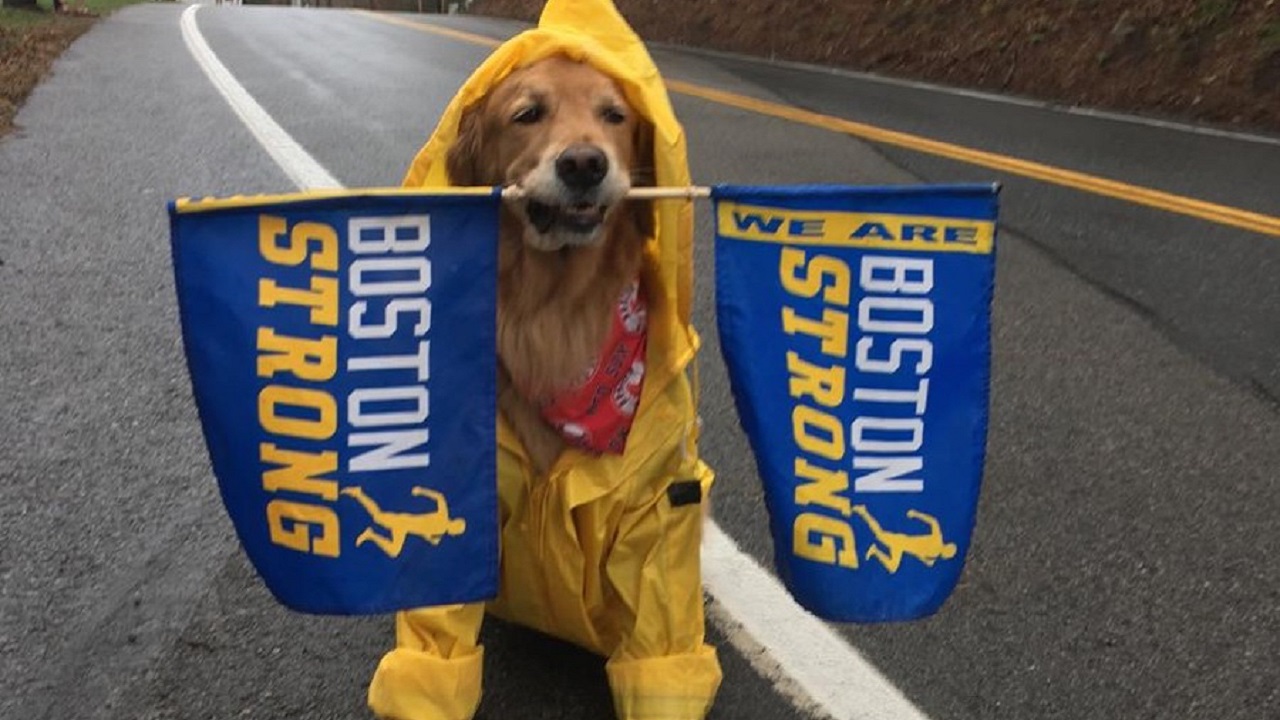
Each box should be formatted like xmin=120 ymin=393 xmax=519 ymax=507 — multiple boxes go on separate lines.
xmin=518 ymin=143 xmax=624 ymax=245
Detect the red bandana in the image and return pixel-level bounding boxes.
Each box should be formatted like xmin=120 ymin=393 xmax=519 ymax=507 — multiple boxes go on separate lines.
xmin=540 ymin=281 xmax=648 ymax=455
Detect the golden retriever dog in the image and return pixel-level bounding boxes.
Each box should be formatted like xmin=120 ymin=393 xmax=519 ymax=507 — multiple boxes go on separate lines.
xmin=370 ymin=56 xmax=721 ymax=720
xmin=445 ymin=56 xmax=654 ymax=474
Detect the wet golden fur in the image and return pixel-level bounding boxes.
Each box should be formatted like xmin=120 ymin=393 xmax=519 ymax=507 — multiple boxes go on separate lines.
xmin=446 ymin=56 xmax=655 ymax=473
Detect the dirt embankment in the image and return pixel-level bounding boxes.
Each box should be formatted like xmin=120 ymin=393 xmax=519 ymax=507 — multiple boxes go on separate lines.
xmin=470 ymin=0 xmax=1280 ymax=134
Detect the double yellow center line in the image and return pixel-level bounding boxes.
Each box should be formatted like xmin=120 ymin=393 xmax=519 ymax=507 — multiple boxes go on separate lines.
xmin=360 ymin=11 xmax=1280 ymax=239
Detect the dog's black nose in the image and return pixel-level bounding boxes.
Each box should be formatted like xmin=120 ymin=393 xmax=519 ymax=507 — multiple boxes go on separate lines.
xmin=555 ymin=145 xmax=609 ymax=189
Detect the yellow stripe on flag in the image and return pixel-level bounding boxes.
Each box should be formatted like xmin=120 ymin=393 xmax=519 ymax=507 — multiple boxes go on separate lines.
xmin=718 ymin=202 xmax=996 ymax=254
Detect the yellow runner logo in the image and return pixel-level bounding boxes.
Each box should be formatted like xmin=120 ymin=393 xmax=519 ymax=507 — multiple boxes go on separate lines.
xmin=340 ymin=486 xmax=467 ymax=558
xmin=850 ymin=506 xmax=956 ymax=573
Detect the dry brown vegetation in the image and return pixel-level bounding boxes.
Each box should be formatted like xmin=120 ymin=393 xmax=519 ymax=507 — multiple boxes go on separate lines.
xmin=472 ymin=0 xmax=1280 ymax=133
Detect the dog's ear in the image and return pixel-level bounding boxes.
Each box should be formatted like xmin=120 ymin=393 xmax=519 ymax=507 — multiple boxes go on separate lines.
xmin=446 ymin=104 xmax=484 ymax=186
xmin=628 ymin=120 xmax=656 ymax=239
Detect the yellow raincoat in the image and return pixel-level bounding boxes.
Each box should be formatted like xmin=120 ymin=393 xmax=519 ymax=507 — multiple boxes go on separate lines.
xmin=366 ymin=1 xmax=721 ymax=718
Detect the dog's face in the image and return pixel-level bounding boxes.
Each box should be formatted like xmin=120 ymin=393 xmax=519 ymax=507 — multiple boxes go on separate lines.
xmin=447 ymin=56 xmax=653 ymax=252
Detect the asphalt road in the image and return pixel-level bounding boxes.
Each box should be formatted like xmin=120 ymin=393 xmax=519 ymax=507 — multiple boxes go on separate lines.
xmin=2 ymin=4 xmax=1278 ymax=720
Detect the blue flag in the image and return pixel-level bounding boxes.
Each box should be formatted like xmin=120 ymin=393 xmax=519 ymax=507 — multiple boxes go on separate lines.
xmin=168 ymin=190 xmax=499 ymax=615
xmin=713 ymin=184 xmax=998 ymax=622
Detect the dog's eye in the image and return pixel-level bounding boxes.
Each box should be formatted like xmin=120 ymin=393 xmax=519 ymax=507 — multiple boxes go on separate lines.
xmin=512 ymin=105 xmax=544 ymax=125
xmin=601 ymin=106 xmax=627 ymax=125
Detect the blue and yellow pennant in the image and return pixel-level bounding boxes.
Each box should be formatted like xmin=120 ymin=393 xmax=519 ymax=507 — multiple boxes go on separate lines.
xmin=713 ymin=184 xmax=998 ymax=622
xmin=168 ymin=184 xmax=997 ymax=622
xmin=169 ymin=190 xmax=500 ymax=615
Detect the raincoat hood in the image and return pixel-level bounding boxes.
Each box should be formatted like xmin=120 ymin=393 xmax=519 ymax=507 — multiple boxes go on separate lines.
xmin=402 ymin=0 xmax=697 ymax=337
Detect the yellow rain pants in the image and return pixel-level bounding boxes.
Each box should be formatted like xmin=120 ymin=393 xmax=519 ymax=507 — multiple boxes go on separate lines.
xmin=367 ymin=1 xmax=721 ymax=718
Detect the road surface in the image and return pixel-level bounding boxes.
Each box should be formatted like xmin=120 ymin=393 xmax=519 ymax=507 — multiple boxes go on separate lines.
xmin=2 ymin=4 xmax=1277 ymax=719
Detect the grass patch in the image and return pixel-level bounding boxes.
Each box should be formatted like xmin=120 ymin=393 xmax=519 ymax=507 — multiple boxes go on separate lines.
xmin=0 ymin=9 xmax=61 ymax=29
xmin=1193 ymin=0 xmax=1237 ymax=29
xmin=1260 ymin=20 xmax=1280 ymax=55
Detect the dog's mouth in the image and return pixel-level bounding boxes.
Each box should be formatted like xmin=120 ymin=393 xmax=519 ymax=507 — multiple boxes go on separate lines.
xmin=525 ymin=199 xmax=609 ymax=235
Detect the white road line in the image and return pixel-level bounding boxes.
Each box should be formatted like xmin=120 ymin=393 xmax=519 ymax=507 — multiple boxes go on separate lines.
xmin=703 ymin=523 xmax=932 ymax=720
xmin=179 ymin=5 xmax=341 ymax=190
xmin=180 ymin=7 xmax=934 ymax=719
